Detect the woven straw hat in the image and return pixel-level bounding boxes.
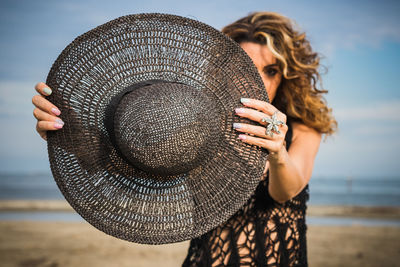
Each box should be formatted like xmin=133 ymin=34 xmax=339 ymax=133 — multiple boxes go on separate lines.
xmin=46 ymin=13 xmax=269 ymax=244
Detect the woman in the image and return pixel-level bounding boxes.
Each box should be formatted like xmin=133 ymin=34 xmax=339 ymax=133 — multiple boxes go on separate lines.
xmin=32 ymin=11 xmax=336 ymax=267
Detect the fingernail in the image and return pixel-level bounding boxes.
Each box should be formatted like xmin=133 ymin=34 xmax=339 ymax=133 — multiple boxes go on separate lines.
xmin=238 ymin=134 xmax=246 ymax=140
xmin=56 ymin=119 xmax=64 ymax=126
xmin=54 ymin=122 xmax=63 ymax=129
xmin=51 ymin=108 xmax=61 ymax=116
xmin=233 ymin=123 xmax=242 ymax=129
xmin=235 ymin=108 xmax=245 ymax=114
xmin=43 ymin=87 xmax=52 ymax=96
xmin=240 ymin=98 xmax=251 ymax=103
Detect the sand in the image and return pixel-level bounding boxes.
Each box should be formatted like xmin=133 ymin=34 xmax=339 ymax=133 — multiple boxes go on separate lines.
xmin=0 ymin=201 xmax=399 ymax=267
xmin=0 ymin=222 xmax=399 ymax=267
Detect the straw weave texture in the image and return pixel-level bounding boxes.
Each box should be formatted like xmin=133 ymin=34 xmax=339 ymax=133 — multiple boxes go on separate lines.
xmin=46 ymin=13 xmax=269 ymax=244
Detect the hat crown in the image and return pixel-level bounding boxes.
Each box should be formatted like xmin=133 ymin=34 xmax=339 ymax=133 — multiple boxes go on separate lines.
xmin=113 ymin=82 xmax=221 ymax=176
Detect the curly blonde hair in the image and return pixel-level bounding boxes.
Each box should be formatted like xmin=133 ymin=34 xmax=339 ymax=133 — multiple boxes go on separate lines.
xmin=222 ymin=12 xmax=337 ymax=135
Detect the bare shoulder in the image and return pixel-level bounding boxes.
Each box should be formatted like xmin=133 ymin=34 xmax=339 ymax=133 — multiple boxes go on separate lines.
xmin=288 ymin=121 xmax=322 ymax=183
xmin=290 ymin=121 xmax=322 ymax=143
xmin=288 ymin=121 xmax=322 ymax=164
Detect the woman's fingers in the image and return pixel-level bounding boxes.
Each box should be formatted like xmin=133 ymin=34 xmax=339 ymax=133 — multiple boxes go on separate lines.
xmin=37 ymin=120 xmax=64 ymax=132
xmin=33 ymin=82 xmax=63 ymax=140
xmin=34 ymin=108 xmax=64 ymax=141
xmin=235 ymin=107 xmax=286 ymax=126
xmin=239 ymin=98 xmax=286 ymax=123
xmin=35 ymin=121 xmax=63 ymax=141
xmin=33 ymin=108 xmax=64 ymax=127
xmin=234 ymin=98 xmax=288 ymax=152
xmin=233 ymin=122 xmax=288 ymax=140
xmin=36 ymin=123 xmax=48 ymax=141
xmin=238 ymin=134 xmax=282 ymax=152
xmin=35 ymin=82 xmax=52 ymax=96
xmin=32 ymin=94 xmax=61 ymax=116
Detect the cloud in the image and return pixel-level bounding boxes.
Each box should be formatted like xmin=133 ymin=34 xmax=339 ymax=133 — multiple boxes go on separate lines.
xmin=292 ymin=1 xmax=400 ymax=56
xmin=334 ymin=100 xmax=400 ymax=121
xmin=48 ymin=1 xmax=400 ymax=56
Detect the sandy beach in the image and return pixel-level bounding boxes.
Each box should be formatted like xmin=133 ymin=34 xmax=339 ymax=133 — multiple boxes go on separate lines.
xmin=0 ymin=201 xmax=399 ymax=267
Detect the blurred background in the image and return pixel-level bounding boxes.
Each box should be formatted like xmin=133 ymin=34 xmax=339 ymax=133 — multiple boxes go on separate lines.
xmin=0 ymin=0 xmax=399 ymax=266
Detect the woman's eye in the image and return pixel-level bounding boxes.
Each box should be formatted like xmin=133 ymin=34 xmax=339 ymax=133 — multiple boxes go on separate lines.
xmin=265 ymin=68 xmax=278 ymax=77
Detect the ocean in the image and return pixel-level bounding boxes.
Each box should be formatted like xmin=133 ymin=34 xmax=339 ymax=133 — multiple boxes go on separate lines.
xmin=0 ymin=172 xmax=399 ymax=206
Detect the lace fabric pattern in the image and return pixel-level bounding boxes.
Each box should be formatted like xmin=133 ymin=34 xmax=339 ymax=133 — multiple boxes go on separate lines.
xmin=182 ymin=121 xmax=310 ymax=267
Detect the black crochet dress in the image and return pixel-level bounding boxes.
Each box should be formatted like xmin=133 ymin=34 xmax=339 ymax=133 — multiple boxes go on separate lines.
xmin=182 ymin=121 xmax=310 ymax=267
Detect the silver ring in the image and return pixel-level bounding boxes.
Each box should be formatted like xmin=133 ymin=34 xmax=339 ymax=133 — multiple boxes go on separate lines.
xmin=261 ymin=111 xmax=285 ymax=137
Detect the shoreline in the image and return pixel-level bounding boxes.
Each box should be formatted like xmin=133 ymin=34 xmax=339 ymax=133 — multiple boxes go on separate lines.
xmin=0 ymin=200 xmax=399 ymax=219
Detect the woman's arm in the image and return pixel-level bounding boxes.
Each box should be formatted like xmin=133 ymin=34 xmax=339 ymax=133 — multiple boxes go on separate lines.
xmin=267 ymin=122 xmax=321 ymax=203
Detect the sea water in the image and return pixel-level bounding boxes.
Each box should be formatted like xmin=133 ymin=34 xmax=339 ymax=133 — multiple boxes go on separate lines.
xmin=0 ymin=211 xmax=399 ymax=227
xmin=0 ymin=172 xmax=399 ymax=206
xmin=0 ymin=172 xmax=399 ymax=226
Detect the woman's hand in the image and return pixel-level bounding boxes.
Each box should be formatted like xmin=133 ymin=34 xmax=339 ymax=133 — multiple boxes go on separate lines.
xmin=32 ymin=82 xmax=64 ymax=140
xmin=234 ymin=97 xmax=288 ymax=176
xmin=233 ymin=97 xmax=288 ymax=156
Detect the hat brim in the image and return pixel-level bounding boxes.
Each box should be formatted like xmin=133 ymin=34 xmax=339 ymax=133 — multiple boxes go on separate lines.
xmin=46 ymin=13 xmax=269 ymax=244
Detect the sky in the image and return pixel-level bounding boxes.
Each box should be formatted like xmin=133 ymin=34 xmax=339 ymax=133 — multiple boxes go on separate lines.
xmin=0 ymin=0 xmax=399 ymax=179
